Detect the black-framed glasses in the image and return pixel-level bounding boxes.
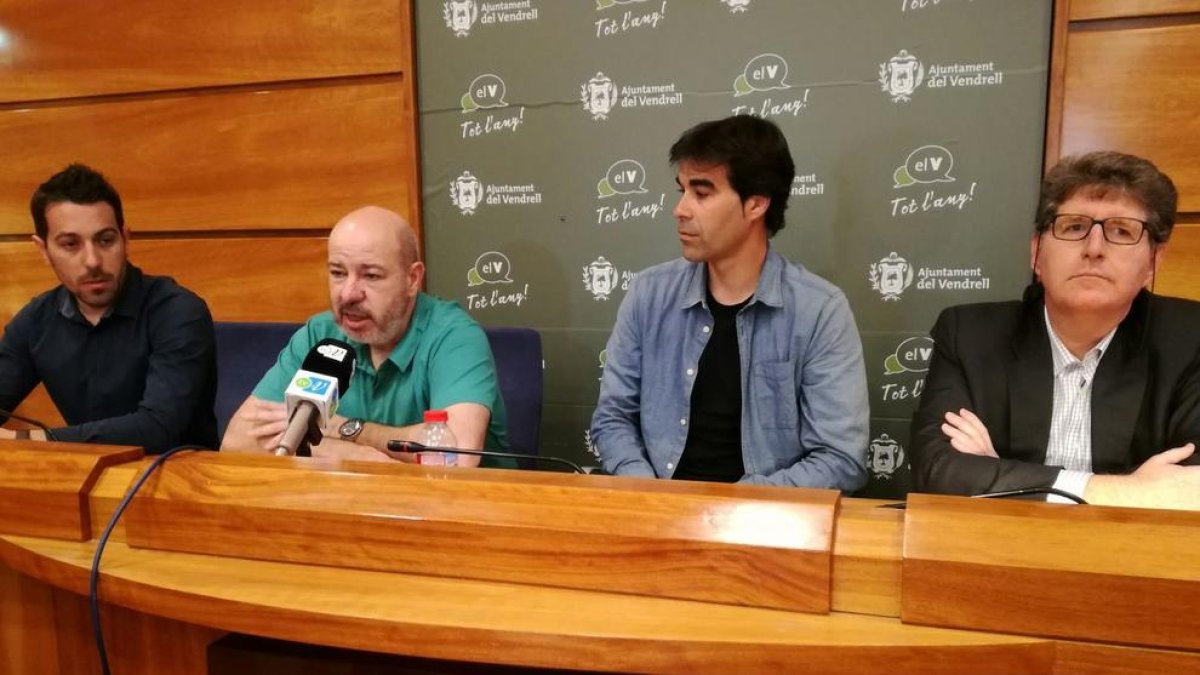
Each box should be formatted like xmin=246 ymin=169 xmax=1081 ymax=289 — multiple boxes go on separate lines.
xmin=1048 ymin=214 xmax=1147 ymax=246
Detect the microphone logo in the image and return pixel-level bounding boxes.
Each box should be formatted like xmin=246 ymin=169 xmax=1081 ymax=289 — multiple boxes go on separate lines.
xmin=292 ymin=375 xmax=333 ymax=396
xmin=317 ymin=344 xmax=350 ymax=362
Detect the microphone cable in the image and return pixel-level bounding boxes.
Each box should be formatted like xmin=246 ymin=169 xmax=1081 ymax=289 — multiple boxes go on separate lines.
xmin=89 ymin=445 xmax=210 ymax=675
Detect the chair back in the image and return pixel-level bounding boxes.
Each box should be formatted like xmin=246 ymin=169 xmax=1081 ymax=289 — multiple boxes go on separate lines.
xmin=214 ymin=321 xmax=302 ymax=440
xmin=483 ymin=327 xmax=544 ymax=463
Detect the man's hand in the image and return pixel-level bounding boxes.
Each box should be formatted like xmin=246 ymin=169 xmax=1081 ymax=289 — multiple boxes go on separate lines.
xmin=220 ymin=397 xmax=289 ymax=452
xmin=1086 ymin=443 xmax=1200 ymax=511
xmin=941 ymin=408 xmax=998 ymax=458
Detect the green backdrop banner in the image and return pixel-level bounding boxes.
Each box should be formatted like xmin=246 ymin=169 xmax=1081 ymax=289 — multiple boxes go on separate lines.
xmin=416 ymin=0 xmax=1052 ymax=497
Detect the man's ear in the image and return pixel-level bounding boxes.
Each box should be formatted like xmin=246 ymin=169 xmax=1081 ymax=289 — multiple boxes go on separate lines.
xmin=408 ymin=260 xmax=427 ymax=293
xmin=32 ymin=235 xmax=50 ymax=266
xmin=1029 ymin=233 xmax=1041 ymax=279
xmin=1149 ymin=243 xmax=1166 ymax=288
xmin=743 ymin=195 xmax=770 ymax=222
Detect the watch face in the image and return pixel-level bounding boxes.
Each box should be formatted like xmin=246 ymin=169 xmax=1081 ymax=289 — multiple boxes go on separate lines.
xmin=340 ymin=418 xmax=363 ymax=439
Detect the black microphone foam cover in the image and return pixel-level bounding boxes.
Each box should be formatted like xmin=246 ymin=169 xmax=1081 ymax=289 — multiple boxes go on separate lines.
xmin=300 ymin=338 xmax=357 ymax=394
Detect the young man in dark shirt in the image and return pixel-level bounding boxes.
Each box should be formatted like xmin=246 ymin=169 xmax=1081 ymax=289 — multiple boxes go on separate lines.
xmin=0 ymin=164 xmax=217 ymax=453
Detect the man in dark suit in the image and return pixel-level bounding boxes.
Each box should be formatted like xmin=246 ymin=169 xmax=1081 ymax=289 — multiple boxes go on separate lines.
xmin=911 ymin=151 xmax=1200 ymax=510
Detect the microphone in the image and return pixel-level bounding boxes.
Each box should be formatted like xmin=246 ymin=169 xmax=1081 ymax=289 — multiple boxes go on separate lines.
xmin=878 ymin=486 xmax=1089 ymax=511
xmin=972 ymin=487 xmax=1087 ymax=504
xmin=274 ymin=339 xmax=356 ymax=457
xmin=0 ymin=408 xmax=59 ymax=442
xmin=385 ymin=440 xmax=586 ymax=474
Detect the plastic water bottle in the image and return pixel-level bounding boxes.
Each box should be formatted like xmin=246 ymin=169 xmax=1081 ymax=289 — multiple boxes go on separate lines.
xmin=418 ymin=410 xmax=458 ymax=466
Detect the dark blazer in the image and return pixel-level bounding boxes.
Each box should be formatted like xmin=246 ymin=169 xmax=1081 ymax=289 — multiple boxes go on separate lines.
xmin=911 ymin=287 xmax=1200 ymax=496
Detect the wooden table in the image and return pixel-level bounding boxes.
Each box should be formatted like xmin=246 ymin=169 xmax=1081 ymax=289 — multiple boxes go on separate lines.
xmin=1 ymin=442 xmax=1197 ymax=674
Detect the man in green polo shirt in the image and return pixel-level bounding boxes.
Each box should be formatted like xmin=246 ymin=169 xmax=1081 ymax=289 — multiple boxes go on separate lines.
xmin=220 ymin=206 xmax=508 ymax=462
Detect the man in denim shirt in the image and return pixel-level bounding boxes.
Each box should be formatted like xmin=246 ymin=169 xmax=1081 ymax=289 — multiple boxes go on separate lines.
xmin=590 ymin=116 xmax=868 ymax=490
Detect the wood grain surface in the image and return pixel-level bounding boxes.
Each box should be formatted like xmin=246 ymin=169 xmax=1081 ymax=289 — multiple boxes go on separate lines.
xmin=1060 ymin=22 xmax=1200 ymax=213
xmin=1069 ymin=0 xmax=1200 ymax=20
xmin=0 ymin=0 xmax=408 ymax=103
xmin=123 ymin=452 xmax=839 ymax=613
xmin=0 ymin=537 xmax=1054 ymax=675
xmin=901 ymin=493 xmax=1200 ymax=651
xmin=0 ymin=79 xmax=416 ymax=236
xmin=0 ymin=442 xmax=142 ymax=541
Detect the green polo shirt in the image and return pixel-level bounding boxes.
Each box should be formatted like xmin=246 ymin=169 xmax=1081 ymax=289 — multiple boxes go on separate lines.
xmin=253 ymin=293 xmax=509 ymax=457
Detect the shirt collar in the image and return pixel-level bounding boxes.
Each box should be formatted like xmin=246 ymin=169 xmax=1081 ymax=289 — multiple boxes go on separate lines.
xmin=679 ymin=248 xmax=785 ymax=309
xmin=1044 ymin=306 xmax=1117 ymax=376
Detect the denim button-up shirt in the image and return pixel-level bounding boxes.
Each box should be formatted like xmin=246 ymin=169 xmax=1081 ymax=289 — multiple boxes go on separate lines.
xmin=591 ymin=251 xmax=868 ymax=491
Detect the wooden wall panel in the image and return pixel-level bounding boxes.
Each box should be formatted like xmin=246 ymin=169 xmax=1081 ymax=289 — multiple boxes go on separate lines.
xmin=1060 ymin=23 xmax=1200 ymax=212
xmin=1 ymin=237 xmax=329 ymax=325
xmin=0 ymin=0 xmax=407 ymax=103
xmin=0 ymin=79 xmax=416 ymax=235
xmin=1156 ymin=224 xmax=1200 ymax=300
xmin=1070 ymin=0 xmax=1200 ymax=20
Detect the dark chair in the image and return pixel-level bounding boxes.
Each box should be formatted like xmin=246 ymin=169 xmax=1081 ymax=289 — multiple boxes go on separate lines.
xmin=213 ymin=321 xmax=302 ymax=441
xmin=483 ymin=327 xmax=543 ymax=463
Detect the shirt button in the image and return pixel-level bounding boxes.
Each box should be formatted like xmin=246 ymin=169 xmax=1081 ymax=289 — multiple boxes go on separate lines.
xmin=702 ymin=325 xmax=711 ymax=333
xmin=667 ymin=462 xmax=674 ymax=470
xmin=680 ymin=418 xmax=687 ymax=426
xmin=686 ymin=368 xmax=695 ymax=376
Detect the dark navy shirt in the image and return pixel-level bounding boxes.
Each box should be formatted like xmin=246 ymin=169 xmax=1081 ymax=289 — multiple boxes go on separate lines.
xmin=0 ymin=264 xmax=218 ymax=453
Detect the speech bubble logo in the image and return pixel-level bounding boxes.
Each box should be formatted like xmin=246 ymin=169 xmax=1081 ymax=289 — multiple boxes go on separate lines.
xmin=467 ymin=251 xmax=514 ymax=286
xmin=461 ymin=74 xmax=508 ymax=112
xmin=597 ymin=159 xmax=648 ymax=197
xmin=733 ymin=53 xmax=790 ymax=97
xmin=894 ymin=145 xmax=954 ymax=187
xmin=884 ymin=336 xmax=934 ymax=374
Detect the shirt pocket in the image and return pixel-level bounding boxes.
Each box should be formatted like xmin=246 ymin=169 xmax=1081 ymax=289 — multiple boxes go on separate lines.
xmin=751 ymin=360 xmax=798 ymax=430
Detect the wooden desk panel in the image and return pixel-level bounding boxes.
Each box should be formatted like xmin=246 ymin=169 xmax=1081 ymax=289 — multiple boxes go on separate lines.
xmin=0 ymin=442 xmax=142 ymax=541
xmin=124 ymin=453 xmax=839 ymax=613
xmin=0 ymin=563 xmax=60 ymax=675
xmin=0 ymin=0 xmax=408 ymax=103
xmin=902 ymin=494 xmax=1200 ymax=651
xmin=0 ymin=536 xmax=1054 ymax=675
xmin=0 ymin=79 xmax=416 ymax=236
xmin=831 ymin=499 xmax=903 ymax=617
xmin=6 ymin=453 xmax=1200 ymax=674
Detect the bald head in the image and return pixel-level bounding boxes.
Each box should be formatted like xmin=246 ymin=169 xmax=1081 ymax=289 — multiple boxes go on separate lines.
xmin=329 ymin=206 xmax=420 ymax=267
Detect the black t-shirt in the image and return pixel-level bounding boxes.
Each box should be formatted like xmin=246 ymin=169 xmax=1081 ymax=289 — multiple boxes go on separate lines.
xmin=673 ymin=290 xmax=749 ymax=482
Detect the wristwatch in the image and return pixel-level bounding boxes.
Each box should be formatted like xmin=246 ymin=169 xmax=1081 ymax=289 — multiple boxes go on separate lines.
xmin=338 ymin=418 xmax=365 ymax=442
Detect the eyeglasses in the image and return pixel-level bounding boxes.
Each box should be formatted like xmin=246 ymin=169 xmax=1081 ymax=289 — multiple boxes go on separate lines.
xmin=1048 ymin=214 xmax=1148 ymax=246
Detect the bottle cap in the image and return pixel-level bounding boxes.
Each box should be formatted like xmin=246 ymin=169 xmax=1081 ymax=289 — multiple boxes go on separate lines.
xmin=423 ymin=409 xmax=449 ymax=423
